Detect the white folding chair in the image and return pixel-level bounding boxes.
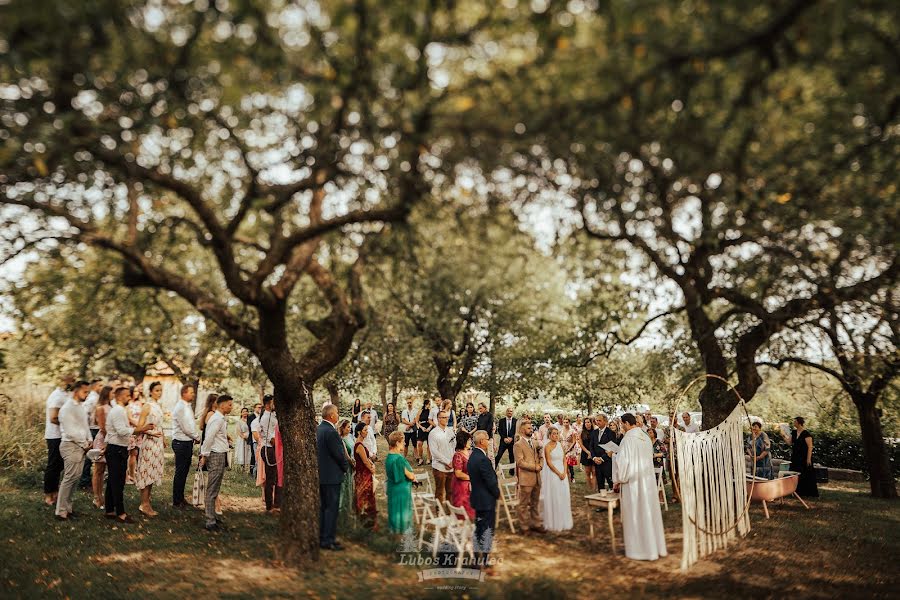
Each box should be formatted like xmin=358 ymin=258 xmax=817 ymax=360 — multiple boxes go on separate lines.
xmin=655 ymin=467 xmax=668 ymax=511
xmin=496 ymin=462 xmax=518 ymax=533
xmin=444 ymin=502 xmax=476 ymax=572
xmin=417 ymin=496 xmax=456 ymax=556
xmin=412 ymin=471 xmax=435 ymax=524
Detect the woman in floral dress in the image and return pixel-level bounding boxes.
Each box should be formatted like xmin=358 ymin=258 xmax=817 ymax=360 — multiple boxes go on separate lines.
xmin=382 ymin=403 xmax=400 ymax=438
xmin=353 ymin=422 xmax=377 ymax=529
xmin=136 ymin=382 xmax=165 ymax=516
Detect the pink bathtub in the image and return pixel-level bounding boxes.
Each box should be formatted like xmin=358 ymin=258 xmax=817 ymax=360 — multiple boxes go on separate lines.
xmin=746 ymin=472 xmax=810 ymax=518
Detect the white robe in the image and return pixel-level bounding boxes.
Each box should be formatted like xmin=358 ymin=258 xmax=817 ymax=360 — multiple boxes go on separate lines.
xmin=615 ymin=427 xmax=668 ymax=561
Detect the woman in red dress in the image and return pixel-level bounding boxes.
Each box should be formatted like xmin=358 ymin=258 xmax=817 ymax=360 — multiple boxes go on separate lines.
xmin=450 ymin=431 xmax=474 ymax=519
xmin=353 ymin=422 xmax=378 ymax=529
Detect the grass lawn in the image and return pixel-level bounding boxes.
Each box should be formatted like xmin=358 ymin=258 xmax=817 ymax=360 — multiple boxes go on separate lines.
xmin=1 ymin=448 xmax=898 ymax=599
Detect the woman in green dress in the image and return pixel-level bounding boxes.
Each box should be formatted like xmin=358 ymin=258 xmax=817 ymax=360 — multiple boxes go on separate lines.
xmin=338 ymin=419 xmax=355 ymax=525
xmin=384 ymin=430 xmax=416 ymax=534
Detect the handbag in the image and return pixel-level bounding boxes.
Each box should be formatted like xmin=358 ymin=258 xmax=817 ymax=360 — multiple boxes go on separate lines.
xmin=191 ymin=468 xmax=208 ymax=507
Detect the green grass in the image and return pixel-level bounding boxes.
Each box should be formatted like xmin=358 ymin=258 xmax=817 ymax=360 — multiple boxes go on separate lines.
xmin=1 ymin=446 xmax=898 ymax=599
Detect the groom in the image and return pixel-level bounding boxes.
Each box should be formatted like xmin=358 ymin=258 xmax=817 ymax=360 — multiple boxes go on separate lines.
xmin=316 ymin=404 xmax=348 ymax=551
xmin=513 ymin=421 xmax=545 ymax=534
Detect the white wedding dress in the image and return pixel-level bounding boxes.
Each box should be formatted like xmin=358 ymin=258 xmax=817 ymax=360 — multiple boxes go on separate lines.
xmin=541 ymin=442 xmax=573 ymax=531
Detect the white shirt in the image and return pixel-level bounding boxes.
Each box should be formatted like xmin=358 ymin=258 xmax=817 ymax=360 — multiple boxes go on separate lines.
xmin=683 ymin=422 xmax=700 ymax=434
xmin=428 ymin=406 xmax=439 ymax=424
xmin=83 ymin=390 xmax=100 ymax=429
xmin=172 ymin=399 xmax=200 ymax=442
xmin=401 ymin=407 xmax=416 ymax=426
xmin=428 ymin=425 xmax=456 ymax=473
xmin=258 ymin=410 xmax=278 ymax=447
xmin=201 ymin=411 xmax=229 ymax=456
xmin=44 ymin=387 xmax=69 ymax=439
xmin=362 ymin=408 xmax=378 ymax=428
xmin=59 ymin=398 xmax=92 ymax=445
xmin=105 ymin=403 xmax=135 ymax=447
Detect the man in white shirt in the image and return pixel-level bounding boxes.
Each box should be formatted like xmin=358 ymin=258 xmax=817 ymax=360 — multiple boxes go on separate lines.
xmin=171 ymin=384 xmax=199 ymax=508
xmin=43 ymin=375 xmax=74 ymax=506
xmin=428 ymin=411 xmax=456 ymax=503
xmin=200 ymin=394 xmax=233 ymax=531
xmin=361 ymin=412 xmax=378 ymax=459
xmin=55 ymin=381 xmax=93 ymax=519
xmin=361 ymin=401 xmax=378 ymax=434
xmin=400 ymin=398 xmax=417 ymax=459
xmin=256 ymin=395 xmax=281 ymax=513
xmin=536 ymin=413 xmax=554 ymax=447
xmin=681 ymin=412 xmax=700 ymax=433
xmin=78 ymin=379 xmax=104 ymax=489
xmin=105 ymin=386 xmax=152 ymax=522
xmin=649 ymin=416 xmax=666 ymax=442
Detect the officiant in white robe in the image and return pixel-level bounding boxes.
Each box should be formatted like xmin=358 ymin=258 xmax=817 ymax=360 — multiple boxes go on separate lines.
xmin=614 ymin=413 xmax=667 ymax=561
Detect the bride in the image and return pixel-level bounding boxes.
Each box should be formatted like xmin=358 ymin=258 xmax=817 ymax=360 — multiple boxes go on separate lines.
xmin=541 ymin=427 xmax=573 ymax=531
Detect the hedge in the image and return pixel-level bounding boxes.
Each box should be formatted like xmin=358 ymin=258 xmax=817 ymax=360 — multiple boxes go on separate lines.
xmin=765 ymin=427 xmax=900 ymax=479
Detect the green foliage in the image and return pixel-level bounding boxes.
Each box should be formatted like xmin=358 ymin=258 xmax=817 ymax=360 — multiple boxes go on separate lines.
xmin=767 ymin=426 xmax=900 ymax=478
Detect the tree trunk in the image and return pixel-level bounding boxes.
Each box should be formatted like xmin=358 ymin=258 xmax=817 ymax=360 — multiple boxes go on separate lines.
xmin=271 ymin=370 xmax=322 ymax=563
xmin=854 ymin=393 xmax=897 ymax=499
xmin=324 ymin=379 xmax=340 ymax=406
xmin=391 ymin=367 xmax=399 ymax=407
xmin=434 ymin=357 xmax=454 ymax=402
xmin=379 ymin=375 xmax=389 ymax=415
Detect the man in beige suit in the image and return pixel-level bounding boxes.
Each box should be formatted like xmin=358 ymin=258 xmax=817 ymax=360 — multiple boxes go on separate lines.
xmin=513 ymin=421 xmax=545 ymax=534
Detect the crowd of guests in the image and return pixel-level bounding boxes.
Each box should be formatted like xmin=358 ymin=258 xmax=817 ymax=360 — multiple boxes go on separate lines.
xmin=43 ymin=378 xmax=818 ymax=565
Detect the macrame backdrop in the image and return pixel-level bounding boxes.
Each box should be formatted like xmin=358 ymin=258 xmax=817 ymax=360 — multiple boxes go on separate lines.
xmin=673 ymin=401 xmax=751 ymax=571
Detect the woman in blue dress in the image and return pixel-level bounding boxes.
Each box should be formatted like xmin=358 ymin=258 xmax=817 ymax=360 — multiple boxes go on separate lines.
xmin=746 ymin=421 xmax=773 ymax=479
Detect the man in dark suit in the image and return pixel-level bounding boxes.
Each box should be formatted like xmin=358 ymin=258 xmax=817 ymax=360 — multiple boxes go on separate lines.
xmin=467 ymin=429 xmax=500 ymax=574
xmin=591 ymin=413 xmax=616 ymax=491
xmin=317 ymin=403 xmax=348 ymax=551
xmin=476 ymin=402 xmax=494 ymax=454
xmin=494 ymin=407 xmax=517 ymax=467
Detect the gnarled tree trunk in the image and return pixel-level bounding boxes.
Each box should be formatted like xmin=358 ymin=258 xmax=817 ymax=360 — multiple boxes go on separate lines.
xmin=854 ymin=394 xmax=897 ymax=499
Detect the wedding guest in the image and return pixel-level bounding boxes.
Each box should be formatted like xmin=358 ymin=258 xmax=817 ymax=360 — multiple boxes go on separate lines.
xmin=451 ymin=431 xmax=474 ymax=519
xmin=199 ymin=394 xmax=233 ymax=531
xmin=338 ymin=419 xmax=355 ymax=526
xmin=125 ymin=385 xmax=144 ymax=485
xmin=494 ymin=407 xmax=517 ymax=467
xmin=317 ymin=404 xmax=349 ymax=550
xmin=235 ymin=408 xmax=251 ymax=472
xmin=361 ymin=411 xmax=378 ymax=460
xmin=248 ymin=402 xmax=261 ymax=477
xmin=428 ymin=397 xmax=441 ymax=428
xmin=199 ymin=392 xmax=221 ymax=514
xmin=43 ymin=375 xmax=74 ymax=506
xmin=513 ymin=421 xmax=544 ymax=534
xmin=592 ymin=414 xmax=616 ymax=491
xmin=361 ymin=401 xmax=379 ymax=433
xmin=681 ymin=412 xmax=700 ymax=433
xmin=784 ymin=417 xmax=819 ymax=497
xmin=382 ymin=403 xmax=399 ymax=438
xmin=257 ymin=395 xmax=281 ymax=513
xmin=649 ymin=416 xmax=666 ymax=442
xmin=441 ymin=400 xmax=456 ymax=429
xmin=459 ymin=402 xmax=478 ymax=442
xmin=476 ymin=402 xmax=494 ymax=460
xmin=746 ymin=421 xmax=772 ymax=479
xmin=55 ymin=381 xmax=92 ymax=520
xmin=401 ymin=398 xmax=418 ymax=459
xmin=135 ymin=381 xmax=165 ymax=516
xmin=171 ymin=384 xmax=199 ymax=509
xmin=78 ymin=378 xmax=103 ymax=489
xmin=353 ymin=422 xmax=377 ymax=529
xmin=536 ymin=413 xmax=554 ymax=446
xmin=648 ymin=427 xmax=668 ymax=471
xmin=350 ymin=398 xmax=362 ymax=424
xmin=105 ymin=387 xmax=152 ymax=523
xmin=385 ymin=431 xmax=415 ymax=533
xmin=542 ymin=427 xmax=573 ymax=531
xmin=578 ymin=417 xmax=596 ymax=489
xmin=561 ymin=417 xmax=579 ymax=482
xmin=468 ymin=430 xmax=499 ymax=574
xmin=415 ymin=399 xmax=433 ymax=466
xmin=91 ymin=386 xmax=113 ymax=509
xmin=429 ymin=410 xmax=456 ymax=503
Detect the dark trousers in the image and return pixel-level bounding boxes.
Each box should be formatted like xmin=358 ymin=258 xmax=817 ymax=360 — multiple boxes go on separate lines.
xmin=171 ymin=439 xmax=194 ymax=506
xmin=494 ymin=440 xmax=514 ymax=467
xmin=79 ymin=429 xmax=99 ymax=487
xmin=43 ymin=438 xmax=63 ymax=494
xmin=263 ymin=446 xmax=281 ymax=510
xmin=104 ymin=444 xmax=128 ymax=516
xmin=474 ymin=508 xmax=496 ymax=568
xmin=596 ymin=463 xmax=613 ymax=490
xmin=319 ymin=483 xmax=341 ymax=546
xmin=249 ymin=437 xmax=257 ymax=475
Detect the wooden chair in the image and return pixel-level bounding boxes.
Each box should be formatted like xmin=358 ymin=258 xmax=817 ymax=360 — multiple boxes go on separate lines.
xmin=655 ymin=467 xmax=668 ymax=511
xmin=417 ymin=495 xmax=456 ymax=556
xmin=443 ymin=502 xmax=476 ymax=572
xmin=497 ymin=462 xmax=518 ymax=533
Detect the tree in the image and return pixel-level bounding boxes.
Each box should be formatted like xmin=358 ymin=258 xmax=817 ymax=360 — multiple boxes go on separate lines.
xmin=760 ymin=297 xmax=898 ymax=498
xmin=0 ymin=1 xmax=528 ymax=561
xmin=481 ymin=0 xmax=899 ymax=427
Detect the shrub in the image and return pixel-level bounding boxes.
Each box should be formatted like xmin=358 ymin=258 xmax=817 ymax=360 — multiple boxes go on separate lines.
xmin=766 ymin=426 xmax=900 ymax=478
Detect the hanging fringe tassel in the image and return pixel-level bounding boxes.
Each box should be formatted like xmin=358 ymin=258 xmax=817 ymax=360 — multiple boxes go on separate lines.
xmin=674 ymin=401 xmax=752 ymax=571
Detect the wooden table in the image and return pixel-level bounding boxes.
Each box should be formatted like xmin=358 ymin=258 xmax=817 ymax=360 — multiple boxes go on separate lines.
xmin=585 ymin=492 xmax=620 ymax=555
